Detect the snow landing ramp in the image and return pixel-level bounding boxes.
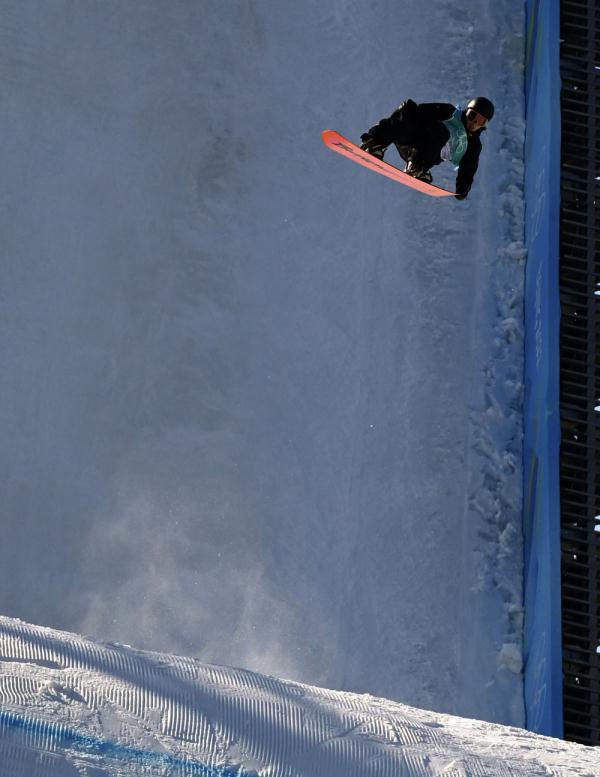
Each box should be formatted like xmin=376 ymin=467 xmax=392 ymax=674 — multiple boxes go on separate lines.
xmin=0 ymin=616 xmax=599 ymax=777
xmin=523 ymin=0 xmax=562 ymax=738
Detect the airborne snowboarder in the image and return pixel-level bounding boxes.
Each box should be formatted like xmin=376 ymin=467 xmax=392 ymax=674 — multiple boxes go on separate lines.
xmin=359 ymin=97 xmax=494 ymax=200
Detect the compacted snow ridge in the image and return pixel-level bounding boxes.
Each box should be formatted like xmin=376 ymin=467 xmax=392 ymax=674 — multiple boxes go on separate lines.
xmin=1 ymin=618 xmax=599 ymax=777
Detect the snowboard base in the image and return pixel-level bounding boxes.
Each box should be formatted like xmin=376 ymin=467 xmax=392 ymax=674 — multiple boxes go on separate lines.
xmin=321 ymin=130 xmax=455 ymax=198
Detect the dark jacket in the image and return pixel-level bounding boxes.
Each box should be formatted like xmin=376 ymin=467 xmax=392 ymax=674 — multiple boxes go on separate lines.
xmin=365 ymin=100 xmax=485 ymax=198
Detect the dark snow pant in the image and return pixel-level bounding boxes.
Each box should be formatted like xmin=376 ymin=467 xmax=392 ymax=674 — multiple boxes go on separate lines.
xmin=365 ymin=99 xmax=446 ymax=172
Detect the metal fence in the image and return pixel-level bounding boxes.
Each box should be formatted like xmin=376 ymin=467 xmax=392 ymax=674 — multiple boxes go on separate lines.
xmin=559 ymin=0 xmax=600 ymax=747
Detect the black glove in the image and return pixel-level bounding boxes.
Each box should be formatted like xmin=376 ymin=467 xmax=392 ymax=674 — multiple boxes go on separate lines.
xmin=455 ymin=191 xmax=468 ymax=201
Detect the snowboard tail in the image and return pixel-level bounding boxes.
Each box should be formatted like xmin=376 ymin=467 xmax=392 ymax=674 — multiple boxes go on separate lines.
xmin=321 ymin=130 xmax=455 ymax=198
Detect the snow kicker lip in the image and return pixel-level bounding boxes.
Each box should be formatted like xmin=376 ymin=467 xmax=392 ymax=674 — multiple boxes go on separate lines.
xmin=2 ymin=616 xmax=600 ymax=777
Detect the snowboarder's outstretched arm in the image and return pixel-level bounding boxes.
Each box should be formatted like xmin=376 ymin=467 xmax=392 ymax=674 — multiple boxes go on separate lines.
xmin=455 ymin=135 xmax=482 ymax=200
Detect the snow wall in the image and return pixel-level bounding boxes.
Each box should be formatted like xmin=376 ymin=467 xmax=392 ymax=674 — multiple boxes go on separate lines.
xmin=522 ymin=0 xmax=563 ymax=738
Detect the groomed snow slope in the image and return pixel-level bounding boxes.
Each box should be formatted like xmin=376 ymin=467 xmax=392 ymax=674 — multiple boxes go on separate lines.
xmin=1 ymin=617 xmax=598 ymax=777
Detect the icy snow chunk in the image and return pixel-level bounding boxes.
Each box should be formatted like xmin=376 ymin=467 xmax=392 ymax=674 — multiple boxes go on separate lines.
xmin=497 ymin=643 xmax=523 ymax=674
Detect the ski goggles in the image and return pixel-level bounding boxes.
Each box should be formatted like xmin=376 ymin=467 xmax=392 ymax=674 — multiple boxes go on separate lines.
xmin=466 ymin=108 xmax=488 ymax=128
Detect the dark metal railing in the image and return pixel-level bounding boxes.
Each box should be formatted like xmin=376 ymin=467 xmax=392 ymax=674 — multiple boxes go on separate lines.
xmin=559 ymin=0 xmax=600 ymax=747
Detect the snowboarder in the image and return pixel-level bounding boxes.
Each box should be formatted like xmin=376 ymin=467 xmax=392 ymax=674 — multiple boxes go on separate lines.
xmin=359 ymin=97 xmax=494 ymax=200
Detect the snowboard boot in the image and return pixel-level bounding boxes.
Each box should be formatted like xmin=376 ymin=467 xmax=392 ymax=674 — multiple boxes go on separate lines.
xmin=404 ymin=161 xmax=433 ymax=184
xmin=360 ymin=133 xmax=386 ymax=160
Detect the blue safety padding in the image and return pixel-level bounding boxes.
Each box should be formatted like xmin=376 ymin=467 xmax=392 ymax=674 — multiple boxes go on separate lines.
xmin=522 ymin=0 xmax=563 ymax=738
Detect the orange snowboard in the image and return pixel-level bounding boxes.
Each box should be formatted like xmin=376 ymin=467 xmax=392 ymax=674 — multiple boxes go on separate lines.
xmin=321 ymin=130 xmax=455 ymax=198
